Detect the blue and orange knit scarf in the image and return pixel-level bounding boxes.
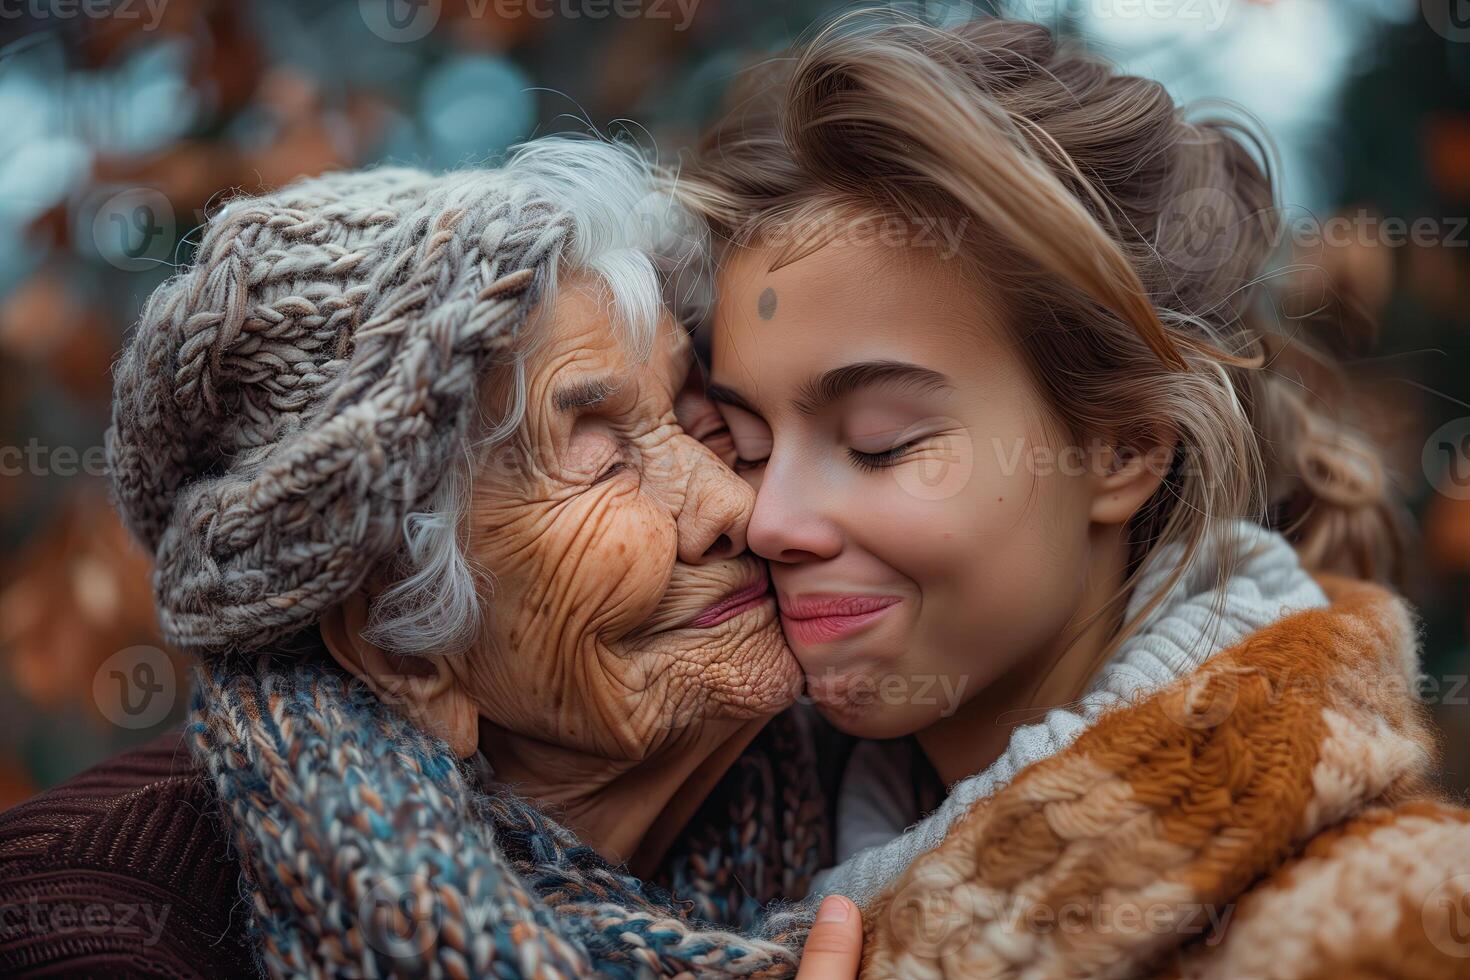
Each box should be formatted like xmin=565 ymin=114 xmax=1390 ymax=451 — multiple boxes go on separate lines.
xmin=186 ymin=647 xmax=829 ymax=978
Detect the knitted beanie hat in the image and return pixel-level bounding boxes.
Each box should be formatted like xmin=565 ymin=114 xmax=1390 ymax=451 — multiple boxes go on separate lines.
xmin=105 ymin=166 xmax=571 ymax=655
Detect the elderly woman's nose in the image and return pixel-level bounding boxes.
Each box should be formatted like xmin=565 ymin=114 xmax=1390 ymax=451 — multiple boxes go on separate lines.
xmin=675 ymin=443 xmax=755 ymax=564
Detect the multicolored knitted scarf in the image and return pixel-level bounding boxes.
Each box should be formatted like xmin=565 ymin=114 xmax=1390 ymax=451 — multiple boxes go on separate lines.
xmin=187 ymin=639 xmax=830 ymax=978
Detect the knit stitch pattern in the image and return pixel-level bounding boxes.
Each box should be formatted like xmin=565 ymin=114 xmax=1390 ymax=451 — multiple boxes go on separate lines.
xmin=105 ymin=167 xmax=567 ymax=654
xmin=189 ymin=649 xmax=813 ymax=978
xmin=862 ymin=575 xmax=1470 ymax=979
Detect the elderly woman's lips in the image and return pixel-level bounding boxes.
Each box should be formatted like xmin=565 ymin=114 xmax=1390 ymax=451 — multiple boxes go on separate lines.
xmin=690 ymin=579 xmax=774 ymax=628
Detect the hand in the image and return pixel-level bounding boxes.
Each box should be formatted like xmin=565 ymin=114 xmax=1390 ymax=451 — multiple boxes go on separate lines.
xmin=796 ymin=895 xmax=863 ymax=979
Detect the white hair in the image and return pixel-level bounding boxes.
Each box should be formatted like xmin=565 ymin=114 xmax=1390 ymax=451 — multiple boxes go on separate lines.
xmin=360 ymin=136 xmax=707 ymax=657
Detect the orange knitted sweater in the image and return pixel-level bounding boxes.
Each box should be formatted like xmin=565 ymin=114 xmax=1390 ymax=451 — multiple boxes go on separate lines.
xmin=863 ymin=575 xmax=1470 ymax=979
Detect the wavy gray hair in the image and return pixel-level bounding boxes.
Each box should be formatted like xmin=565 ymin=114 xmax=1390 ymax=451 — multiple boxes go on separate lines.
xmin=361 ymin=137 xmax=708 ymax=657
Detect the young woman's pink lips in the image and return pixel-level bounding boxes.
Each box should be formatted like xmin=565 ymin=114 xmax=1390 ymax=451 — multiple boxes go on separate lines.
xmin=778 ymin=594 xmax=901 ymax=645
xmin=690 ymin=578 xmax=774 ymax=628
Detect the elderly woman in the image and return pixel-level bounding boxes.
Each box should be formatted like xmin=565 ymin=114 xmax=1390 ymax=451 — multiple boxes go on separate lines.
xmin=0 ymin=140 xmax=862 ymax=978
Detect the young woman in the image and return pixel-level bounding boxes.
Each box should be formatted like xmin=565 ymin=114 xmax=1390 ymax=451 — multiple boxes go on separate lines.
xmin=679 ymin=13 xmax=1470 ymax=976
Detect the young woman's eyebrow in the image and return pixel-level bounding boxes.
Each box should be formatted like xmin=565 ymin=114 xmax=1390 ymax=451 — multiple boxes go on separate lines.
xmin=793 ymin=361 xmax=953 ymax=416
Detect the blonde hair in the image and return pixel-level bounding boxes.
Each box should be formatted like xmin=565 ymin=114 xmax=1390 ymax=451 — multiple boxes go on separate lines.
xmin=680 ymin=12 xmax=1409 ymax=681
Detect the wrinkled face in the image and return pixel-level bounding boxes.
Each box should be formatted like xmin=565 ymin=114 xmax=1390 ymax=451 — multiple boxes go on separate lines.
xmin=708 ymin=237 xmax=1110 ymax=739
xmin=463 ymin=278 xmax=800 ymax=761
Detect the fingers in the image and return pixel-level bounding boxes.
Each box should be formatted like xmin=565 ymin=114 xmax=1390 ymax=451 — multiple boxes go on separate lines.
xmin=796 ymin=895 xmax=863 ymax=980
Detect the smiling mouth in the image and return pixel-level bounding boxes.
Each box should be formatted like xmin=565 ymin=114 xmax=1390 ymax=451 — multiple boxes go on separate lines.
xmin=779 ymin=594 xmax=901 ymax=645
xmin=691 ymin=574 xmax=774 ymax=628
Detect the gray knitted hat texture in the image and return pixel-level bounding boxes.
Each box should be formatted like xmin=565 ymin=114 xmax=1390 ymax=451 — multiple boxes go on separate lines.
xmin=104 ymin=166 xmax=570 ymax=655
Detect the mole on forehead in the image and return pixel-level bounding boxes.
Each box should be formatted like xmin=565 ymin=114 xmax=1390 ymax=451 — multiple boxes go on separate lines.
xmin=757 ymin=287 xmax=777 ymax=321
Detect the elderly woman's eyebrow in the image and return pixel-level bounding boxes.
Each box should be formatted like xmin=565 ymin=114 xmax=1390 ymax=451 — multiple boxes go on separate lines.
xmin=553 ymin=376 xmax=621 ymax=413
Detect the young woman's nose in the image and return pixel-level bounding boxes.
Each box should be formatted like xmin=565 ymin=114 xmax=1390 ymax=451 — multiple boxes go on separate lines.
xmin=676 ymin=440 xmax=753 ymax=564
xmin=746 ymin=463 xmax=842 ymax=565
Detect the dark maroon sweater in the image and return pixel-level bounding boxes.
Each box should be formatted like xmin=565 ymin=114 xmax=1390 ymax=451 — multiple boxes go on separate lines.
xmin=0 ymin=731 xmax=258 ymax=978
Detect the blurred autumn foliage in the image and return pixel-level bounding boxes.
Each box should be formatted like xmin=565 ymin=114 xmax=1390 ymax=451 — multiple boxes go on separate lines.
xmin=1 ymin=0 xmax=1468 ymax=806
xmin=0 ymin=0 xmax=816 ymax=805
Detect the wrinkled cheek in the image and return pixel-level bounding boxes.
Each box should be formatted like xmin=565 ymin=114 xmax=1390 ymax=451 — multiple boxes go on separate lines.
xmin=569 ymin=627 xmax=798 ymax=760
xmin=657 ymin=619 xmax=802 ymax=733
xmin=709 ymin=625 xmax=802 ymax=717
xmin=469 ymin=512 xmax=668 ymax=736
xmin=572 ymin=502 xmax=679 ymax=641
xmin=503 ymin=495 xmax=679 ymax=639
